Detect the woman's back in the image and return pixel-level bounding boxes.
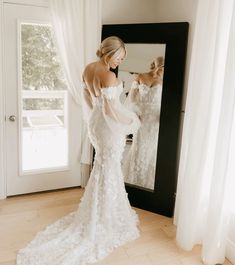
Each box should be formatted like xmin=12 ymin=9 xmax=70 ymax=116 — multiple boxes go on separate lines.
xmin=83 ymin=62 xmax=119 ymax=98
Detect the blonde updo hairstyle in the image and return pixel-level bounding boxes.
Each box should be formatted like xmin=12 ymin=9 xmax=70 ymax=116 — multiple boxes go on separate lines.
xmin=150 ymin=56 xmax=164 ymax=79
xmin=150 ymin=56 xmax=164 ymax=70
xmin=96 ymin=36 xmax=127 ymax=65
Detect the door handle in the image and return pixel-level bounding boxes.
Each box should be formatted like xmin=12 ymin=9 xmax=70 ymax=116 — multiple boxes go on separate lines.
xmin=9 ymin=115 xmax=16 ymax=122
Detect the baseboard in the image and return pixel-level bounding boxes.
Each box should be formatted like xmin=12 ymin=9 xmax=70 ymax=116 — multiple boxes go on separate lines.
xmin=226 ymin=238 xmax=235 ymax=264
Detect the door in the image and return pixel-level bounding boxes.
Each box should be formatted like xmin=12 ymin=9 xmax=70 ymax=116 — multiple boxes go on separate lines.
xmin=4 ymin=3 xmax=82 ymax=196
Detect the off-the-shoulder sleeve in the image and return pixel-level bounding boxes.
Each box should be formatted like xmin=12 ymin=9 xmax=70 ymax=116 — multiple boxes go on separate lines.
xmin=101 ymin=86 xmax=140 ymax=135
xmin=81 ymin=82 xmax=93 ymax=122
xmin=124 ymin=80 xmax=142 ymax=116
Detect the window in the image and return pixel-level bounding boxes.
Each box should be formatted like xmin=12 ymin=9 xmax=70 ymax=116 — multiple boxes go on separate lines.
xmin=20 ymin=23 xmax=68 ymax=173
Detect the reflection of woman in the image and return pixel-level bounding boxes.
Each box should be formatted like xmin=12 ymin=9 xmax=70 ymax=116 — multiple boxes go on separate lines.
xmin=123 ymin=56 xmax=164 ymax=190
xmin=17 ymin=36 xmax=140 ymax=265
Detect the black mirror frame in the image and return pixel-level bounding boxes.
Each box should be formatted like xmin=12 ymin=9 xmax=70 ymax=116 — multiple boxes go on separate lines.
xmin=102 ymin=22 xmax=189 ymax=217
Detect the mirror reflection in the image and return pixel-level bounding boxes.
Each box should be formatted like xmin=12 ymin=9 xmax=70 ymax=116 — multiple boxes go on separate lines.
xmin=120 ymin=44 xmax=166 ymax=191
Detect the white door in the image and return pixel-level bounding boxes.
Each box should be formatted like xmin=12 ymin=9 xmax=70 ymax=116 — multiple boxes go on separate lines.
xmin=4 ymin=3 xmax=82 ymax=196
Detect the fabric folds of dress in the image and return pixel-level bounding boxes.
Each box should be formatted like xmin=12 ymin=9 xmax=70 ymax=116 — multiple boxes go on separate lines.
xmin=123 ymin=81 xmax=162 ymax=190
xmin=17 ymin=82 xmax=140 ymax=265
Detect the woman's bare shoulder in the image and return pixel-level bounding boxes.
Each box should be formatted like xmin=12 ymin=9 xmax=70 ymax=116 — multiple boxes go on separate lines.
xmin=83 ymin=62 xmax=96 ymax=77
xmin=100 ymin=71 xmax=118 ymax=88
xmin=137 ymin=72 xmax=154 ymax=84
xmin=83 ymin=63 xmax=119 ymax=91
xmin=134 ymin=73 xmax=146 ymax=84
xmin=138 ymin=72 xmax=150 ymax=79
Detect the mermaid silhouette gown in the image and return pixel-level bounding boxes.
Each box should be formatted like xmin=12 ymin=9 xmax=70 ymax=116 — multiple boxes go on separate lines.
xmin=122 ymin=81 xmax=162 ymax=190
xmin=17 ymin=81 xmax=141 ymax=265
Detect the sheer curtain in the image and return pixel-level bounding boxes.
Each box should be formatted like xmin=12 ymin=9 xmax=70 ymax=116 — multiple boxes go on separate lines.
xmin=49 ymin=0 xmax=102 ymax=186
xmin=174 ymin=0 xmax=235 ymax=264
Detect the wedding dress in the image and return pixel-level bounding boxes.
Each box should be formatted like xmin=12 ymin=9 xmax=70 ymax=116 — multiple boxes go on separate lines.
xmin=122 ymin=81 xmax=162 ymax=190
xmin=17 ymin=81 xmax=140 ymax=265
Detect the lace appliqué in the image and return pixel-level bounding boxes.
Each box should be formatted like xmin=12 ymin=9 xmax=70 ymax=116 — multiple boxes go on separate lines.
xmin=138 ymin=83 xmax=149 ymax=96
xmin=17 ymin=80 xmax=140 ymax=265
xmin=122 ymin=82 xmax=163 ymax=189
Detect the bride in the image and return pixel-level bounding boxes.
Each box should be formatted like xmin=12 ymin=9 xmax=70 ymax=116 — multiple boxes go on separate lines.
xmin=122 ymin=57 xmax=164 ymax=190
xmin=17 ymin=36 xmax=141 ymax=265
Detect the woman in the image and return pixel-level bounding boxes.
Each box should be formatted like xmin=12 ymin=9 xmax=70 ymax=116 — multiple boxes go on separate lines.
xmin=123 ymin=57 xmax=164 ymax=190
xmin=17 ymin=36 xmax=141 ymax=265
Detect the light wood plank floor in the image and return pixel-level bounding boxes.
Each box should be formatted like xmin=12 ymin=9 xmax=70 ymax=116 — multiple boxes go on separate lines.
xmin=0 ymin=188 xmax=232 ymax=265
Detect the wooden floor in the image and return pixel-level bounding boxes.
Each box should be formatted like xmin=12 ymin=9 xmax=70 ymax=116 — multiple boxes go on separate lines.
xmin=0 ymin=188 xmax=232 ymax=265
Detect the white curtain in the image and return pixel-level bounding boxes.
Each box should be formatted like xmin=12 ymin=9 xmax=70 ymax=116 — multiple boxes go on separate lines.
xmin=174 ymin=0 xmax=235 ymax=264
xmin=49 ymin=0 xmax=102 ymax=186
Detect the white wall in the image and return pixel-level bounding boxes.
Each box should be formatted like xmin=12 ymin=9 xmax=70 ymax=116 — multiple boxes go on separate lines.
xmin=102 ymin=0 xmax=198 ymax=110
xmin=102 ymin=0 xmax=160 ymax=24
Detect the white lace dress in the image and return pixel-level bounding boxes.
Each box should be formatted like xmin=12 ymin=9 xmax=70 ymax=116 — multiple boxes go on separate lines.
xmin=17 ymin=82 xmax=141 ymax=265
xmin=123 ymin=81 xmax=162 ymax=190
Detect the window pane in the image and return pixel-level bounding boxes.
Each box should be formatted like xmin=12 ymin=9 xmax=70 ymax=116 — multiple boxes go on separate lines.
xmin=21 ymin=23 xmax=68 ymax=173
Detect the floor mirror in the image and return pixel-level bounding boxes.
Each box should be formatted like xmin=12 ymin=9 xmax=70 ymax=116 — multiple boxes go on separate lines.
xmin=102 ymin=22 xmax=189 ymax=217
